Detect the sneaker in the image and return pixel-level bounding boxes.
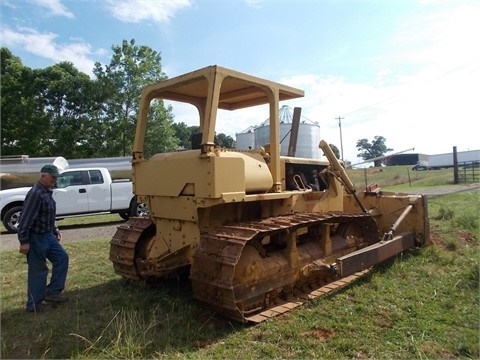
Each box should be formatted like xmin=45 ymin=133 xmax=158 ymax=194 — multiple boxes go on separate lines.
xmin=44 ymin=293 xmax=69 ymax=303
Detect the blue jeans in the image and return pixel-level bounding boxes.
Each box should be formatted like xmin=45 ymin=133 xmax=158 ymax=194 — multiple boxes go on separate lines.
xmin=26 ymin=232 xmax=69 ymax=311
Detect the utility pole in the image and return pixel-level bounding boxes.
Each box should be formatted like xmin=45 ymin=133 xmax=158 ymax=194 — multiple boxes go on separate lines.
xmin=335 ymin=116 xmax=344 ymax=161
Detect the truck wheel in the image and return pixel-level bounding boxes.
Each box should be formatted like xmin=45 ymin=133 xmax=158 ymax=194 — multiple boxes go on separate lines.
xmin=133 ymin=201 xmax=149 ymax=217
xmin=119 ymin=212 xmax=129 ymax=220
xmin=129 ymin=199 xmax=149 ymax=218
xmin=118 ymin=200 xmax=149 ymax=220
xmin=3 ymin=206 xmax=22 ymax=233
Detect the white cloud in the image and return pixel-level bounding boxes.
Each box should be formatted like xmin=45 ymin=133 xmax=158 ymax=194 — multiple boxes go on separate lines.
xmin=245 ymin=0 xmax=262 ymax=8
xmin=383 ymin=4 xmax=480 ymax=83
xmin=33 ymin=0 xmax=74 ymax=18
xmin=282 ymin=60 xmax=479 ymax=163
xmin=155 ymin=4 xmax=480 ymax=163
xmin=281 ymin=4 xmax=480 ymax=162
xmin=1 ymin=27 xmax=97 ymax=75
xmin=1 ymin=0 xmax=16 ymax=9
xmin=104 ymin=0 xmax=192 ymax=23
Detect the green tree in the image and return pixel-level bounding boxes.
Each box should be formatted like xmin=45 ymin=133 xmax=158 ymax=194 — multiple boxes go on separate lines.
xmin=329 ymin=143 xmax=340 ymax=159
xmin=143 ymin=102 xmax=179 ymax=157
xmin=1 ymin=48 xmax=50 ymax=156
xmin=39 ymin=62 xmax=102 ymax=158
xmin=356 ymin=136 xmax=393 ymax=167
xmin=172 ymin=122 xmax=199 ymax=150
xmin=93 ymin=39 xmax=171 ymax=156
xmin=171 ymin=122 xmax=235 ymax=150
xmin=216 ymin=133 xmax=235 ymax=148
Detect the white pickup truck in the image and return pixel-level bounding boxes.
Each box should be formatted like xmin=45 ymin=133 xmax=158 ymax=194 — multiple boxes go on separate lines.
xmin=0 ymin=167 xmax=147 ymax=233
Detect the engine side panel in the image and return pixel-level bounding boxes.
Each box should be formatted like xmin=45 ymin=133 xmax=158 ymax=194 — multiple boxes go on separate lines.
xmin=134 ymin=150 xmax=273 ymax=201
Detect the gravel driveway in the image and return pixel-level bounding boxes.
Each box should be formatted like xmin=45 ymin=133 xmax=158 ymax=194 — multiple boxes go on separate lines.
xmin=0 ymin=222 xmax=122 ymax=252
xmin=405 ymin=184 xmax=480 ymax=197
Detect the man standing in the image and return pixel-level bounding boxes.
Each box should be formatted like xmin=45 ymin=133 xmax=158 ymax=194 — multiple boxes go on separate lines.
xmin=18 ymin=164 xmax=69 ymax=313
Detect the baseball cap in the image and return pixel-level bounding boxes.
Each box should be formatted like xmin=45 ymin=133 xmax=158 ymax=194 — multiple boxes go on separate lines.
xmin=40 ymin=164 xmax=62 ymax=177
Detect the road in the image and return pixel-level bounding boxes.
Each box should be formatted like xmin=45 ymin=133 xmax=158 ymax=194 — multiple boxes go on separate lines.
xmin=406 ymin=184 xmax=480 ymax=197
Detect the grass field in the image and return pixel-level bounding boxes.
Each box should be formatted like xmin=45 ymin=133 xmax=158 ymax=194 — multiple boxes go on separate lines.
xmin=1 ymin=166 xmax=479 ymax=359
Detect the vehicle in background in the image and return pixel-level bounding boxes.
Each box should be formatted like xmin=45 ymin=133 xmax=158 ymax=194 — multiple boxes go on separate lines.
xmin=0 ymin=167 xmax=148 ymax=233
xmin=412 ymin=161 xmax=430 ymax=171
xmin=427 ymin=150 xmax=480 ymax=170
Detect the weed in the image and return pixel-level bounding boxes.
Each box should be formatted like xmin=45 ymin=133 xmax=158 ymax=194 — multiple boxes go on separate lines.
xmin=454 ymin=213 xmax=478 ymax=232
xmin=433 ymin=207 xmax=454 ymax=220
xmin=445 ymin=238 xmax=458 ymax=251
xmin=460 ymin=263 xmax=480 ymax=290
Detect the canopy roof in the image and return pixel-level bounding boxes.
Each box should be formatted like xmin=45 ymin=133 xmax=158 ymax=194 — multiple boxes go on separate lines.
xmin=143 ymin=65 xmax=304 ymax=110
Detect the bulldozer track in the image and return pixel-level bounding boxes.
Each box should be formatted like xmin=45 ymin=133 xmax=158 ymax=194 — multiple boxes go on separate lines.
xmin=190 ymin=211 xmax=379 ymax=323
xmin=245 ymin=268 xmax=371 ymax=323
xmin=109 ymin=217 xmax=153 ymax=280
xmin=110 ymin=212 xmax=379 ymax=322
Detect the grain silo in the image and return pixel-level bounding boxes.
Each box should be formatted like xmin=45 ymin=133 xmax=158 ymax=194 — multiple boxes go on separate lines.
xmin=252 ymin=105 xmax=321 ymax=159
xmin=235 ymin=125 xmax=256 ymax=150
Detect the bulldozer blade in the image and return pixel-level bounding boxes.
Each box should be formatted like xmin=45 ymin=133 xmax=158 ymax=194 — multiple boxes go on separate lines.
xmin=337 ymin=233 xmax=415 ymax=277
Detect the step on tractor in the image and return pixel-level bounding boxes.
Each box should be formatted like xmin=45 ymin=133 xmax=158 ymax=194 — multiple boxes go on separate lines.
xmin=109 ymin=65 xmax=429 ymax=323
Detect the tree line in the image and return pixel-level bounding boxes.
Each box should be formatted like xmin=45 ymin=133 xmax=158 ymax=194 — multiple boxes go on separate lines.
xmin=1 ymin=39 xmax=390 ymax=165
xmin=1 ymin=40 xmax=234 ymax=159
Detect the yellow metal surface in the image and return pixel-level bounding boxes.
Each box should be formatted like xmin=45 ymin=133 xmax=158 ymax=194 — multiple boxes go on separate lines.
xmin=109 ymin=65 xmax=429 ymax=323
xmin=136 ymin=150 xmax=274 ymax=199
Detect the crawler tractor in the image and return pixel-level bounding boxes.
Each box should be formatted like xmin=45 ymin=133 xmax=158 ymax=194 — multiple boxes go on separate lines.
xmin=110 ymin=65 xmax=429 ymax=323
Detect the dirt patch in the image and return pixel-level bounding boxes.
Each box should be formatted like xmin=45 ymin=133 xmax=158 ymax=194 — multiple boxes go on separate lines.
xmin=429 ymin=230 xmax=478 ymax=251
xmin=302 ymin=328 xmax=334 ymax=341
xmin=430 ymin=232 xmax=448 ymax=250
xmin=458 ymin=230 xmax=477 ymax=245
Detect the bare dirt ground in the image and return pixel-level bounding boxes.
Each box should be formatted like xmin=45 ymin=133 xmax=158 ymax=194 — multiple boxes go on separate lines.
xmin=1 ymin=184 xmax=478 ymax=252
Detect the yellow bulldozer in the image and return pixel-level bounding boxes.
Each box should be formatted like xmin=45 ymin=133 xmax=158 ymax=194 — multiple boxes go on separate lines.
xmin=110 ymin=65 xmax=429 ymax=323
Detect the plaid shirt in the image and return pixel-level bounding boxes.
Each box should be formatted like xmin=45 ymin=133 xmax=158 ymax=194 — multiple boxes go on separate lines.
xmin=18 ymin=182 xmax=58 ymax=244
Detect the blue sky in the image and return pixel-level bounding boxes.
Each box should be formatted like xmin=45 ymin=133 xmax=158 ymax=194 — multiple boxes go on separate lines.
xmin=1 ymin=0 xmax=479 ymax=163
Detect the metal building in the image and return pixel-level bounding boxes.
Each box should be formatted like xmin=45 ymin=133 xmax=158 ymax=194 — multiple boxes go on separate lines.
xmin=236 ymin=105 xmax=321 ymax=159
xmin=235 ymin=125 xmax=256 ymax=150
